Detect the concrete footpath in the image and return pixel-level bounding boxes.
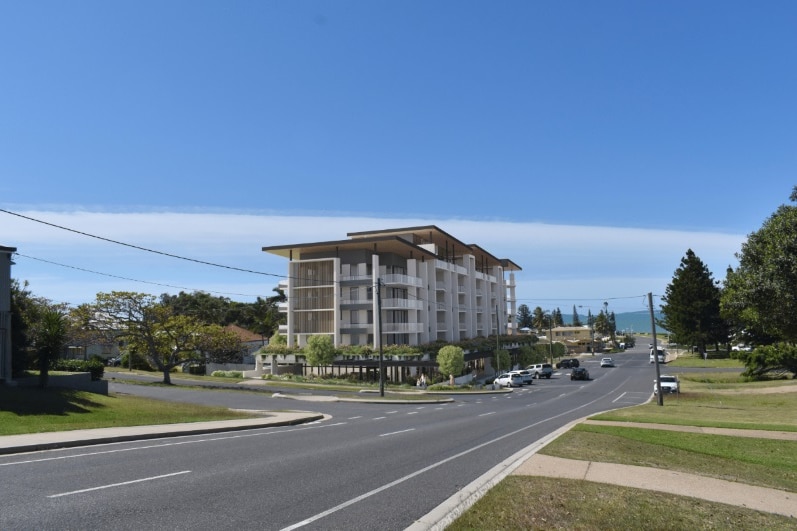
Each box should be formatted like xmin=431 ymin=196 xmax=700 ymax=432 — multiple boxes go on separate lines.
xmin=411 ymin=419 xmax=797 ymax=530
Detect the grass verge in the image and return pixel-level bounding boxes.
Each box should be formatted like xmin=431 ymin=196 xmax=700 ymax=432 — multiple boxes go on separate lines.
xmin=448 ymin=476 xmax=797 ymax=530
xmin=449 ymin=375 xmax=797 ymax=528
xmin=0 ymin=386 xmax=257 ymax=435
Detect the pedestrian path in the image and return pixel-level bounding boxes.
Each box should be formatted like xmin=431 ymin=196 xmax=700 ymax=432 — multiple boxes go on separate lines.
xmin=512 ymin=421 xmax=797 ymax=519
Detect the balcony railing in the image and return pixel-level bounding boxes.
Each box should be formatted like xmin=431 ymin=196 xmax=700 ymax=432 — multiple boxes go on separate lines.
xmin=381 ymin=298 xmax=424 ymax=310
xmin=381 ymin=322 xmax=425 ymax=334
xmin=381 ymin=274 xmax=423 ymax=288
xmin=341 ymin=275 xmax=373 ymax=282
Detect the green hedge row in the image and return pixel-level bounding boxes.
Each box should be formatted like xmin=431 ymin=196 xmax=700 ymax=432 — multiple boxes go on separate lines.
xmin=51 ymin=359 xmax=105 ymax=381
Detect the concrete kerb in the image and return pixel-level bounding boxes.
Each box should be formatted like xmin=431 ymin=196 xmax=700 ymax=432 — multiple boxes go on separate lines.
xmin=0 ymin=411 xmax=325 ymax=456
xmin=407 ymin=419 xmax=581 ymax=531
xmin=271 ymin=392 xmax=454 ymax=404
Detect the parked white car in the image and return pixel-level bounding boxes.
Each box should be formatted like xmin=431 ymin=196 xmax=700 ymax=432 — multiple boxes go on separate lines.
xmin=654 ymin=375 xmax=680 ymax=394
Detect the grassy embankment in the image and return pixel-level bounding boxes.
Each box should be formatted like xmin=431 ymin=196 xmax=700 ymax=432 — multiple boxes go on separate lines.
xmin=449 ymin=360 xmax=797 ymax=530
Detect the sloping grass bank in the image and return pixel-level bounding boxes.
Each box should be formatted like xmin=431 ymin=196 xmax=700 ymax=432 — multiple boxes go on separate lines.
xmin=0 ymin=386 xmax=256 ymax=435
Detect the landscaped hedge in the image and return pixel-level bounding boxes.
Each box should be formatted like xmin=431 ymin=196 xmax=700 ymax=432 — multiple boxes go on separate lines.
xmin=51 ymin=359 xmax=105 ymax=381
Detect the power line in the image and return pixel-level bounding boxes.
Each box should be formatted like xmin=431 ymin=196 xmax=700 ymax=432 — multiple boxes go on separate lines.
xmin=15 ymin=253 xmax=265 ymax=299
xmin=1 ymin=208 xmax=282 ymax=278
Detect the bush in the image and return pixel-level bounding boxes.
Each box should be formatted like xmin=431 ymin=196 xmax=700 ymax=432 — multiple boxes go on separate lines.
xmin=210 ymin=370 xmax=243 ymax=378
xmin=51 ymin=359 xmax=105 ymax=381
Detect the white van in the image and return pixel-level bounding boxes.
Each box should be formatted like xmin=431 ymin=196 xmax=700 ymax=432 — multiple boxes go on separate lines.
xmin=649 ymin=347 xmax=666 ymax=364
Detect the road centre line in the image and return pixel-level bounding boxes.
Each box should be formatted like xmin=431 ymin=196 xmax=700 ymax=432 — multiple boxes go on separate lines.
xmin=48 ymin=471 xmax=191 ymax=498
xmin=379 ymin=428 xmax=415 ymax=438
xmin=373 ymin=417 xmax=386 ymax=420
xmin=478 ymin=412 xmax=495 ymax=417
xmin=280 ymin=380 xmax=629 ymax=531
xmin=407 ymin=411 xmax=418 ymax=415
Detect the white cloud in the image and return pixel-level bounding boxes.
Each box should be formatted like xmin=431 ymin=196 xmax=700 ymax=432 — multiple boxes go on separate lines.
xmin=2 ymin=210 xmax=746 ymax=309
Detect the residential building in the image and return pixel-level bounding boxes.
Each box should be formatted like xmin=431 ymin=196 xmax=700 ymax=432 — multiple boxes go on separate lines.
xmin=548 ymin=325 xmax=599 ymax=353
xmin=262 ymin=226 xmax=520 ymax=350
xmin=1 ymin=245 xmax=16 ymax=384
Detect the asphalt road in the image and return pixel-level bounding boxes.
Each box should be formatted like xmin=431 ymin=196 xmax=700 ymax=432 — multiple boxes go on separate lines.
xmin=0 ymin=346 xmax=657 ymax=530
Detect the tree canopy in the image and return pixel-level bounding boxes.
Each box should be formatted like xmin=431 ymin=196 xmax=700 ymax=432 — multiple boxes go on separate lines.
xmin=722 ymin=188 xmax=797 ymax=345
xmin=436 ymin=345 xmax=465 ymax=377
xmin=661 ymin=249 xmax=725 ymax=352
xmin=83 ymin=291 xmax=244 ymax=384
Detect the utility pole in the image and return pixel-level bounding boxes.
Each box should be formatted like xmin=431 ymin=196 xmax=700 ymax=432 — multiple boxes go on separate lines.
xmin=377 ymin=278 xmax=384 ymax=397
xmin=548 ymin=311 xmax=554 ymax=365
xmin=649 ymin=292 xmax=663 ymax=405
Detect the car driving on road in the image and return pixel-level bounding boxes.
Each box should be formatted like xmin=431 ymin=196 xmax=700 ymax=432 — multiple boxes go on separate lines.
xmin=600 ymin=357 xmax=615 ymax=367
xmin=556 ymin=358 xmax=580 ymax=369
xmin=494 ymin=373 xmax=523 ymax=388
xmin=527 ymin=363 xmax=553 ymax=379
xmin=570 ymin=367 xmax=590 ymax=381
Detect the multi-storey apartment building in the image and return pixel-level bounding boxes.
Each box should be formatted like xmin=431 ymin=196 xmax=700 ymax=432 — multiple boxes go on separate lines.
xmin=262 ymin=226 xmax=520 ymax=350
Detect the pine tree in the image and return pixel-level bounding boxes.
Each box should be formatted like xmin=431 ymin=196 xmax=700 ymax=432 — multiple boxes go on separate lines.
xmin=661 ymin=249 xmax=725 ymax=353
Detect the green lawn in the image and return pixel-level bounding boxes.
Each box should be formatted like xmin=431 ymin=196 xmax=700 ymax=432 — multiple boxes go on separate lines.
xmin=450 ymin=377 xmax=797 ymax=529
xmin=0 ymin=386 xmax=256 ymax=435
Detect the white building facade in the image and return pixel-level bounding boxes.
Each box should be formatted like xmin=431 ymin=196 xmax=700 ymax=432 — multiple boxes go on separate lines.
xmin=263 ymin=226 xmax=520 ymax=349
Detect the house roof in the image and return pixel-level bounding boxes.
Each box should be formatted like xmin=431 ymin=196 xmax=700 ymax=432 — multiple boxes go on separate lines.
xmin=224 ymin=324 xmax=265 ymax=343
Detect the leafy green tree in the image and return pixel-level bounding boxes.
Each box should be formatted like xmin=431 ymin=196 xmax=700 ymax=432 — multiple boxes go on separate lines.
xmin=270 ymin=332 xmax=287 ymax=345
xmin=531 ymin=307 xmax=548 ymax=333
xmin=493 ymin=349 xmax=510 ymax=373
xmin=733 ymin=343 xmax=797 ymax=379
xmin=86 ymin=291 xmax=243 ymax=384
xmin=10 ymin=279 xmax=36 ymax=375
xmin=571 ymin=305 xmax=582 ymax=327
xmin=518 ymin=345 xmax=535 ymax=367
xmin=35 ymin=309 xmax=68 ymax=388
xmin=594 ymin=311 xmax=610 ymax=338
xmin=436 ymin=345 xmax=465 ymax=378
xmin=304 ymin=335 xmax=336 ymax=374
xmin=553 ymin=308 xmax=564 ymax=327
xmin=660 ymin=249 xmax=726 ymax=353
xmin=516 ymin=304 xmax=533 ymax=329
xmin=722 ymin=187 xmax=797 ymax=345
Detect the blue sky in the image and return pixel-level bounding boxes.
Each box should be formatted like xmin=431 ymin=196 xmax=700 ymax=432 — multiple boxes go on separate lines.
xmin=1 ymin=1 xmax=795 ymax=317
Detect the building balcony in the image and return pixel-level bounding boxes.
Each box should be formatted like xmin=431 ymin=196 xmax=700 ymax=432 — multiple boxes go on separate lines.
xmin=341 ymin=275 xmax=373 ymax=283
xmin=340 ymin=298 xmax=373 ymax=308
xmin=382 ymin=322 xmax=425 ymax=334
xmin=381 ymin=298 xmax=424 ymax=310
xmin=382 ymin=273 xmax=423 ymax=288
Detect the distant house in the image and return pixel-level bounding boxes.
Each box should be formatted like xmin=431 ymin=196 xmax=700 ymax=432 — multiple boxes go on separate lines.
xmin=1 ymin=245 xmax=17 ymax=384
xmin=224 ymin=324 xmax=267 ymax=359
xmin=548 ymin=325 xmax=601 ymax=354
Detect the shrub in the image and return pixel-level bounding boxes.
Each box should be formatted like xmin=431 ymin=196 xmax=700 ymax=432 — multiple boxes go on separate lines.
xmin=51 ymin=359 xmax=105 ymax=381
xmin=210 ymin=370 xmax=243 ymax=378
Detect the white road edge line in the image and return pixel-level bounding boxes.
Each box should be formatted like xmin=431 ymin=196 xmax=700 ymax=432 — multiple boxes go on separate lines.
xmin=47 ymin=470 xmax=191 ymax=498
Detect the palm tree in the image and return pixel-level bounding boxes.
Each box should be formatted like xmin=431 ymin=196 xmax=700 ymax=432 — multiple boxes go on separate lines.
xmin=37 ymin=310 xmax=67 ymax=388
